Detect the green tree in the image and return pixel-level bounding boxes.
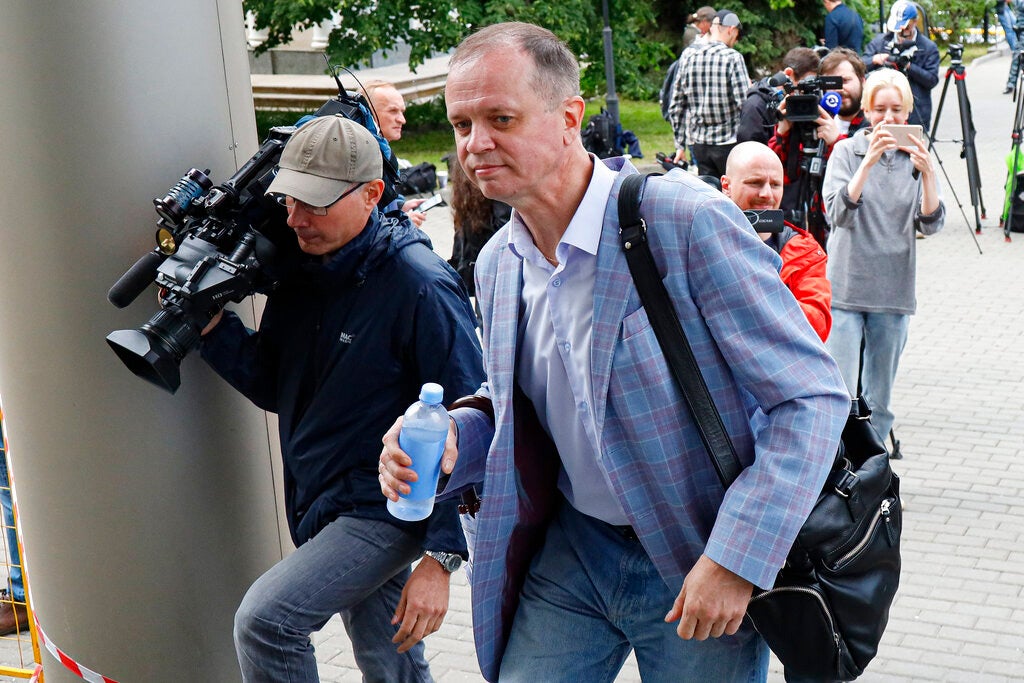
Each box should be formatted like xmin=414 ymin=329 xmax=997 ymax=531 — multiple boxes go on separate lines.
xmin=921 ymin=0 xmax=990 ymax=48
xmin=244 ymin=0 xmax=672 ymax=98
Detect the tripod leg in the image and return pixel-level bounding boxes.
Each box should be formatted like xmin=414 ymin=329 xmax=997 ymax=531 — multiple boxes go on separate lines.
xmin=929 ymin=69 xmax=953 ymax=153
xmin=954 ymin=73 xmax=984 ymax=232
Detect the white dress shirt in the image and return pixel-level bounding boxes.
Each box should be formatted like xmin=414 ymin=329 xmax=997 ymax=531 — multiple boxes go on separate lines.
xmin=507 ymin=157 xmax=628 ymax=525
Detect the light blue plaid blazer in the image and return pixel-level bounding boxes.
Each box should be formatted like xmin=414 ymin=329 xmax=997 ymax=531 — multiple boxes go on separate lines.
xmin=447 ymin=159 xmax=850 ymax=682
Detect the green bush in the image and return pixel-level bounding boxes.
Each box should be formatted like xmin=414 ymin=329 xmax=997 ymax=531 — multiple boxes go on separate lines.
xmin=403 ymin=96 xmax=450 ymax=131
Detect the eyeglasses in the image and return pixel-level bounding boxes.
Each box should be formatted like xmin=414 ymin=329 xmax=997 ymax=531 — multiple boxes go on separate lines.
xmin=277 ymin=182 xmax=365 ymax=216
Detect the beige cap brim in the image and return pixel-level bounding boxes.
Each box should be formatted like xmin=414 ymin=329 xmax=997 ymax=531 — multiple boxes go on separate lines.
xmin=266 ymin=168 xmax=353 ymax=208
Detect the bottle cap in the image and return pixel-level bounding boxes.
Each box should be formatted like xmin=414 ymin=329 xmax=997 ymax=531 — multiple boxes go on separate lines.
xmin=419 ymin=383 xmax=443 ymax=405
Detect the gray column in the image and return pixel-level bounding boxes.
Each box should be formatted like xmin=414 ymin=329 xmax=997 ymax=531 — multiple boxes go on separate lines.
xmin=0 ymin=2 xmax=284 ymax=681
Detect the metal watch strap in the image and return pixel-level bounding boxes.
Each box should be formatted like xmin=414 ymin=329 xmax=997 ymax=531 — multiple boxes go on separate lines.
xmin=423 ymin=550 xmax=463 ymax=573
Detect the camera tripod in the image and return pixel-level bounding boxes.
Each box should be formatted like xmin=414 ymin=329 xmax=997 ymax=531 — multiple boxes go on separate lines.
xmin=1003 ymin=33 xmax=1024 ymax=241
xmin=928 ymin=46 xmax=984 ymax=253
xmin=783 ymin=129 xmax=829 ymax=247
xmin=793 ymin=142 xmax=829 ymax=247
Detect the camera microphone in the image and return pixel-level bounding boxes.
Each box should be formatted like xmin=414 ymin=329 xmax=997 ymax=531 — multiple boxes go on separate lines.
xmin=820 ymin=91 xmax=841 ymax=117
xmin=108 ymin=250 xmax=167 ymax=309
xmin=768 ymin=71 xmax=790 ymax=88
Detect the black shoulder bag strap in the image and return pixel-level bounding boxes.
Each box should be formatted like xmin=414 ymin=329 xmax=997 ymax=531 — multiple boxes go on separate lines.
xmin=617 ymin=173 xmax=742 ymax=489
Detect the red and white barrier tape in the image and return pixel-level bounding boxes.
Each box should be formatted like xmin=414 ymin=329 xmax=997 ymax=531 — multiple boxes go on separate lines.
xmin=33 ymin=615 xmax=120 ymax=683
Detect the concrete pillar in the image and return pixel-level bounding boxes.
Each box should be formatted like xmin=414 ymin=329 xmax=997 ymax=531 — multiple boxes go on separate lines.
xmin=245 ymin=11 xmax=270 ymax=49
xmin=0 ymin=2 xmax=284 ymax=681
xmin=310 ymin=19 xmax=334 ymax=51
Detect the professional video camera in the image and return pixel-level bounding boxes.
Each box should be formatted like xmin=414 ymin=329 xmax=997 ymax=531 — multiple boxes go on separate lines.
xmin=885 ymin=40 xmax=919 ymax=70
xmin=766 ymin=74 xmax=843 ymax=243
xmin=105 ymin=73 xmax=400 ymax=394
xmin=776 ymin=75 xmax=844 ymax=130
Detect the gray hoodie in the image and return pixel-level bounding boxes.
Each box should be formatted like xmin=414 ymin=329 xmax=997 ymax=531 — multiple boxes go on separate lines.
xmin=822 ymin=128 xmax=945 ymax=315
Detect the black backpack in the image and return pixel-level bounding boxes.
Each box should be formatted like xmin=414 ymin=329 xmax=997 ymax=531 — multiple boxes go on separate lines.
xmin=581 ymin=109 xmax=621 ymax=159
xmin=659 ymin=59 xmax=680 ymax=122
xmin=395 ymin=162 xmax=437 ymax=196
xmin=1008 ymin=173 xmax=1024 ymax=233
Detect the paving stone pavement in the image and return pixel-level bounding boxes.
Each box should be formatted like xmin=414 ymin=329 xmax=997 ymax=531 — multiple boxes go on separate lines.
xmin=312 ymin=49 xmax=1024 ymax=682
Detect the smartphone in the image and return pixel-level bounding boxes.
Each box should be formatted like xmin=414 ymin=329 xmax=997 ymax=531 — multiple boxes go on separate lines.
xmin=417 ymin=194 xmax=446 ymax=212
xmin=879 ymin=124 xmax=924 ymax=148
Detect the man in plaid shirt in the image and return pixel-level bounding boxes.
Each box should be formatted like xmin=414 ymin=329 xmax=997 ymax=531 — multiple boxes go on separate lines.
xmin=669 ymin=10 xmax=750 ymax=177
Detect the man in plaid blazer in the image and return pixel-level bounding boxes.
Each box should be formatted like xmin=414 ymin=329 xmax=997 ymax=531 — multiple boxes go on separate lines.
xmin=381 ymin=21 xmax=849 ymax=683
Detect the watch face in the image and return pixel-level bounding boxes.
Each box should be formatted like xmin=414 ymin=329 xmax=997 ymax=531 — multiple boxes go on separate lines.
xmin=427 ymin=551 xmax=463 ymax=572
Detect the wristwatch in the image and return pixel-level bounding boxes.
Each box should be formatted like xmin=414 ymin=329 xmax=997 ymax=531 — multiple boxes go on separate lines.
xmin=424 ymin=550 xmax=463 ymax=573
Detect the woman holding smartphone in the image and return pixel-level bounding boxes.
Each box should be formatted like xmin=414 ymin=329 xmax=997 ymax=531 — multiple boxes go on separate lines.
xmin=822 ymin=67 xmax=944 ymax=454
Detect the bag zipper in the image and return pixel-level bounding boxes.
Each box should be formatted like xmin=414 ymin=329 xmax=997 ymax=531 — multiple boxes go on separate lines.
xmin=749 ymin=585 xmax=841 ymax=648
xmin=832 ymin=498 xmax=893 ymax=569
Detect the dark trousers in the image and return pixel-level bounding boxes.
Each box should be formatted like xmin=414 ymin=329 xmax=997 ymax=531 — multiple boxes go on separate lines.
xmin=690 ymin=142 xmax=736 ymax=179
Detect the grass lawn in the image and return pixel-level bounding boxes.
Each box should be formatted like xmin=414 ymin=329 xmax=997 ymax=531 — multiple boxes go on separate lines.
xmin=256 ymin=99 xmax=676 ymax=171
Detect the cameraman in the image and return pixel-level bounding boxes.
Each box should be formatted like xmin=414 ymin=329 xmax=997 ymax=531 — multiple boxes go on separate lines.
xmin=862 ymin=0 xmax=939 ymax=133
xmin=721 ymin=142 xmax=832 ymax=341
xmin=737 ymin=47 xmax=820 ymax=144
xmin=199 ymin=114 xmax=484 ymax=682
xmin=767 ymin=48 xmax=870 ymax=241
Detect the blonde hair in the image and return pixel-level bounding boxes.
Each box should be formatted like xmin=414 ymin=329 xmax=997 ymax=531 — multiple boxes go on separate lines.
xmin=862 ymin=68 xmax=914 ymax=114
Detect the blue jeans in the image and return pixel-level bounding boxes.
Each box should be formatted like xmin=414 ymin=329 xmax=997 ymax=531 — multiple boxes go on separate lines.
xmin=826 ymin=308 xmax=910 ymax=440
xmin=1009 ymin=41 xmax=1024 ymax=89
xmin=499 ymin=501 xmax=769 ymax=683
xmin=998 ymin=2 xmax=1019 ymax=52
xmin=234 ymin=515 xmax=431 ymax=683
xmin=0 ymin=422 xmax=23 ymax=602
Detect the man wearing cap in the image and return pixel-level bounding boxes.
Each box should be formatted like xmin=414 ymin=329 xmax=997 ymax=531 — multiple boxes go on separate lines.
xmin=862 ymin=0 xmax=939 ymax=132
xmin=199 ymin=114 xmax=484 ymax=682
xmin=660 ymin=6 xmax=717 ymax=122
xmin=685 ymin=5 xmax=718 ymax=50
xmin=669 ymin=9 xmax=751 ymax=177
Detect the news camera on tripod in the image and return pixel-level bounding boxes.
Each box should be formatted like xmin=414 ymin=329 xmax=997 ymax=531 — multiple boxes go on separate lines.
xmin=863 ymin=0 xmax=940 ymax=133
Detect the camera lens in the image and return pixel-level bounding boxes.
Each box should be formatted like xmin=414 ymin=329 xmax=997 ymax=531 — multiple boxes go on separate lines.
xmin=106 ymin=308 xmax=200 ymax=393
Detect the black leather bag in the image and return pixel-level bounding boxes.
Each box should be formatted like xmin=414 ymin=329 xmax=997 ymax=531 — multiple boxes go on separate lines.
xmin=746 ymin=396 xmax=901 ymax=681
xmin=617 ymin=173 xmax=902 ymax=682
xmin=395 ymin=161 xmax=437 ymax=196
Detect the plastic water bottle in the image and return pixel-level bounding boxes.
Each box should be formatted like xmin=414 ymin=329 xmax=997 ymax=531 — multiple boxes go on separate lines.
xmin=387 ymin=383 xmax=449 ymax=521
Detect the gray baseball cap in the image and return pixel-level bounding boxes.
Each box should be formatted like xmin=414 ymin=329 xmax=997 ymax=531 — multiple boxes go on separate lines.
xmin=266 ymin=114 xmax=383 ymax=207
xmin=714 ymin=9 xmax=742 ymax=28
xmin=693 ymin=6 xmax=717 ymax=23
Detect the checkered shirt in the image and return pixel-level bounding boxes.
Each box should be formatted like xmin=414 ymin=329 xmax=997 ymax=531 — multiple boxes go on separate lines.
xmin=669 ymin=40 xmax=750 ymax=147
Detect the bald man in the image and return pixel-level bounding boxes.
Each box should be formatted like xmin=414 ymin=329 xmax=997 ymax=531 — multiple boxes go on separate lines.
xmin=362 ymin=79 xmax=428 ymax=227
xmin=721 ymin=142 xmax=832 ymax=341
